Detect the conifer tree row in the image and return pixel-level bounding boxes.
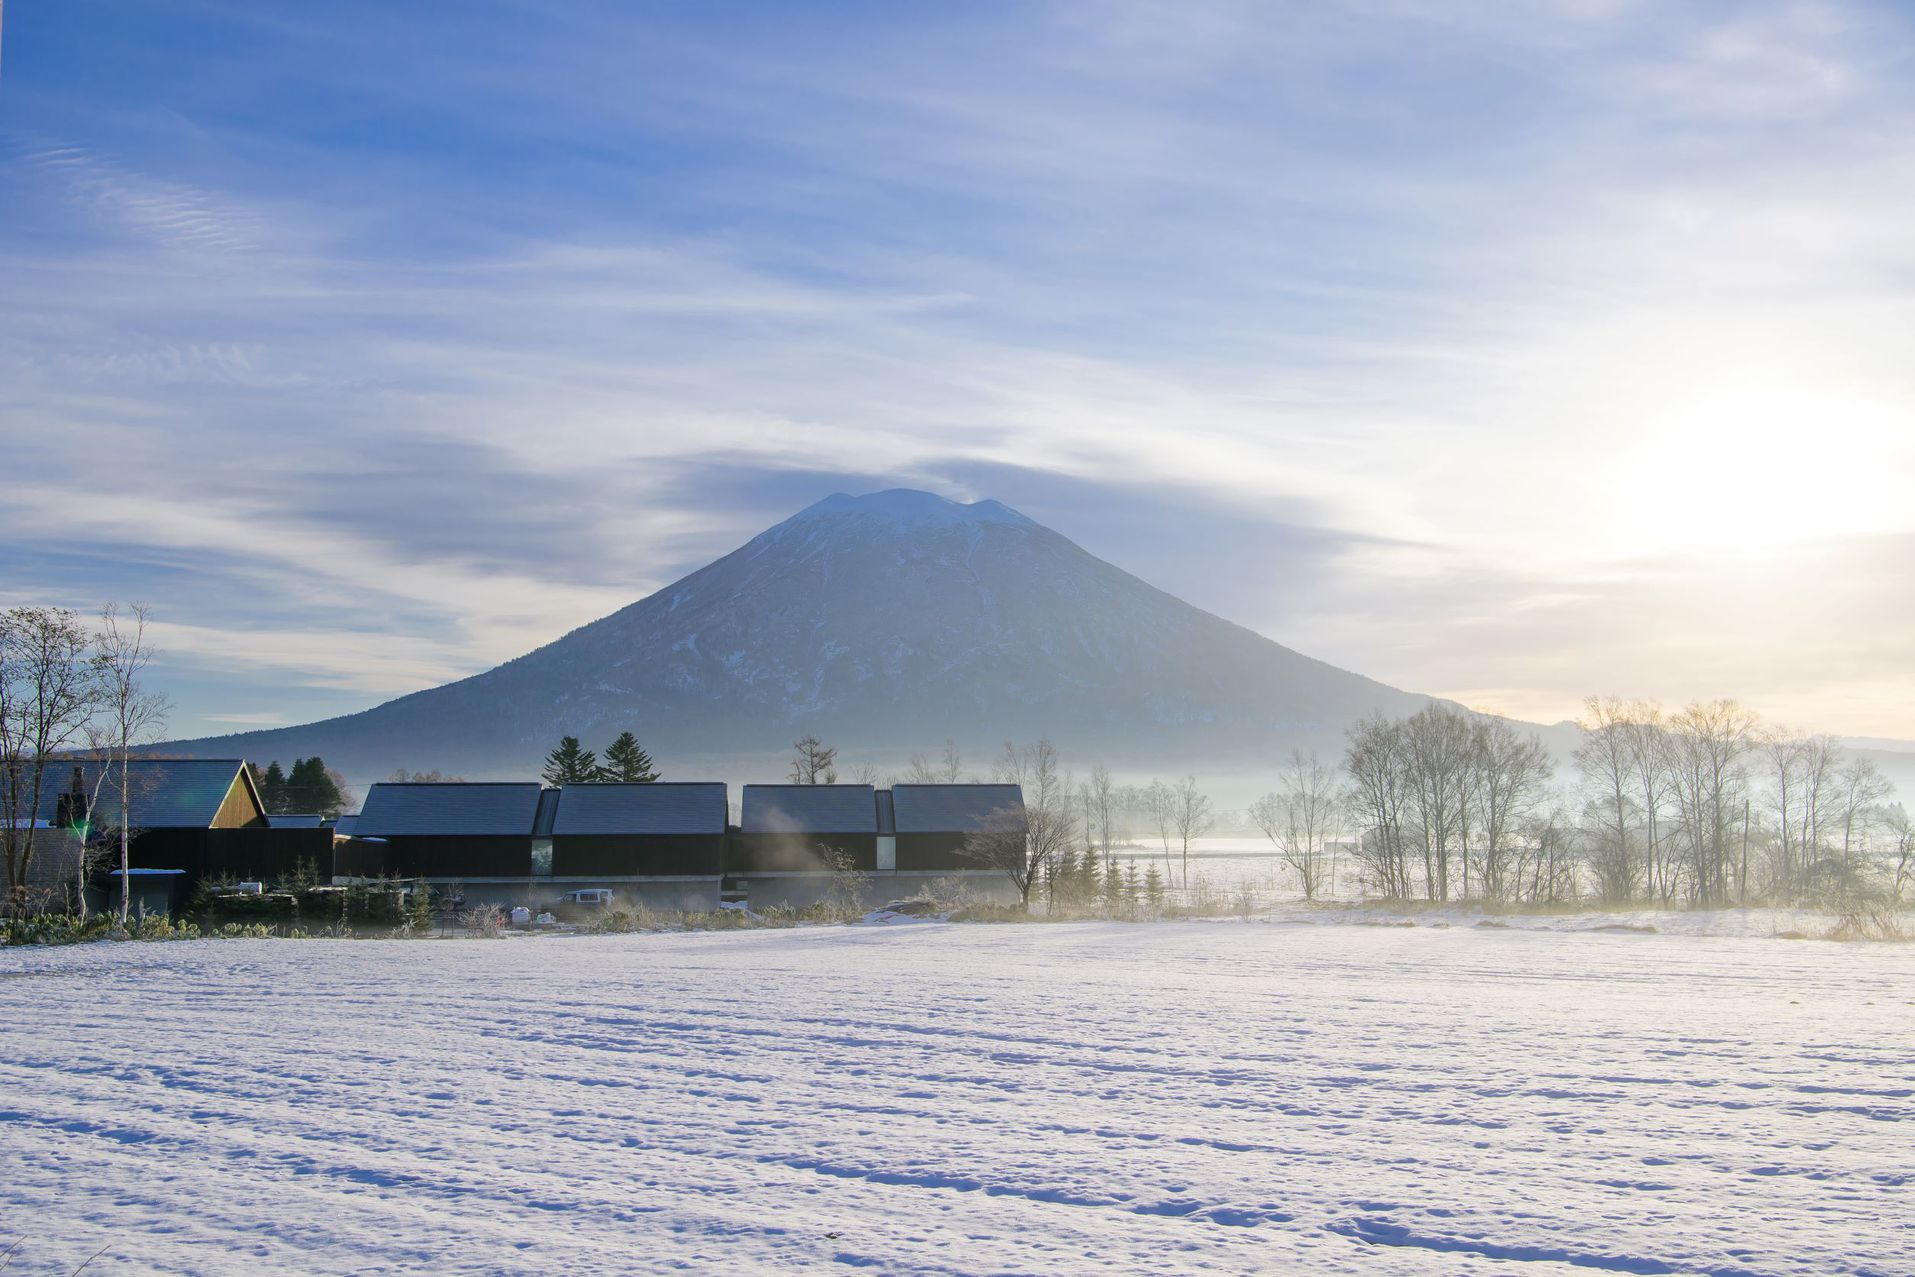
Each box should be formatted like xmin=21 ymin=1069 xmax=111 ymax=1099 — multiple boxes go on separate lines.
xmin=540 ymin=732 xmax=661 ymax=785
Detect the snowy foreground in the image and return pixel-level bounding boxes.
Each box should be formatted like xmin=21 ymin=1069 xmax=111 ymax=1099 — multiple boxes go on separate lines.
xmin=3 ymin=924 xmax=1911 ymax=1276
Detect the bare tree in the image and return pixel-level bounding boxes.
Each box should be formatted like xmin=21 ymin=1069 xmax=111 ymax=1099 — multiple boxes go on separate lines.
xmin=1400 ymin=704 xmax=1475 ymax=901
xmin=1168 ymin=775 xmax=1213 ymax=888
xmin=1344 ymin=714 xmax=1413 ymax=899
xmin=847 ymin=761 xmax=891 ymax=787
xmin=1473 ymin=718 xmax=1554 ymax=905
xmin=1143 ymin=778 xmax=1175 ymax=879
xmin=1761 ymin=729 xmax=1809 ymax=902
xmin=961 ymin=807 xmax=1038 ymax=909
xmin=1883 ymin=804 xmax=1914 ymax=904
xmin=1833 ymin=756 xmax=1892 ymax=876
xmin=1666 ymin=700 xmax=1757 ymax=907
xmin=1086 ymin=763 xmax=1116 ymax=872
xmin=789 ymin=735 xmax=838 ymax=785
xmin=1249 ymin=750 xmax=1342 ymax=901
xmin=0 ymin=607 xmax=101 ymax=911
xmin=1621 ymin=705 xmax=1677 ymax=903
xmin=903 ymin=739 xmax=963 ymax=785
xmin=88 ymin=606 xmax=169 ymax=926
xmin=1576 ymin=696 xmax=1642 ymax=903
xmin=971 ymin=738 xmax=1077 ymax=911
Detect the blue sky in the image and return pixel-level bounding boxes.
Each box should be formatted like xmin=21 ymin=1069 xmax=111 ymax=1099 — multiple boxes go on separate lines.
xmin=4 ymin=1 xmax=1913 ymax=741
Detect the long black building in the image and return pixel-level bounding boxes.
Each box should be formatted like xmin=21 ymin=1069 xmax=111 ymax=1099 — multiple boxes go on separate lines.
xmin=550 ymin=783 xmax=727 ymax=876
xmin=892 ymin=783 xmax=1027 ymax=871
xmin=735 ymin=784 xmax=878 ymax=871
xmin=353 ymin=782 xmax=544 ymax=878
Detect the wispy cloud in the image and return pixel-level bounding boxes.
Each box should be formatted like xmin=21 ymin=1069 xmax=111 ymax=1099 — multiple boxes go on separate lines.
xmin=3 ymin=0 xmax=1912 ymax=739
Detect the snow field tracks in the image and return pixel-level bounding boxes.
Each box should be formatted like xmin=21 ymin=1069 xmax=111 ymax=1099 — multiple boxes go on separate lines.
xmin=1 ymin=923 xmax=1911 ymax=1274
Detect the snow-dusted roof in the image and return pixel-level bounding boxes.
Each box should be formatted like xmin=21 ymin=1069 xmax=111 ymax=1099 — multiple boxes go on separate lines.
xmin=552 ymin=783 xmax=726 ymax=836
xmin=741 ymin=784 xmax=877 ymax=834
xmin=355 ymin=783 xmax=544 ymax=838
xmin=891 ymin=784 xmax=1027 ymax=834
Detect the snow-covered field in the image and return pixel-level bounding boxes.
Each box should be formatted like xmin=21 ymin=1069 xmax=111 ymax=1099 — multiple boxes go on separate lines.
xmin=3 ymin=923 xmax=1910 ymax=1276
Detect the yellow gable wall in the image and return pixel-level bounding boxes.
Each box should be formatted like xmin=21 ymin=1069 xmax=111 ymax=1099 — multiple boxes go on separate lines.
xmin=212 ymin=773 xmax=265 ymax=829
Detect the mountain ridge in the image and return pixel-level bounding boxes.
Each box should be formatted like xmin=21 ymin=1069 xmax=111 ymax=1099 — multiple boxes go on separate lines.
xmin=168 ymin=489 xmax=1450 ymax=780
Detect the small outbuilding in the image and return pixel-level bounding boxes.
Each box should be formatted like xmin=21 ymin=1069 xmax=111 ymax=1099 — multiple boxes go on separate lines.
xmin=735 ymin=784 xmax=878 ymax=871
xmin=550 ymin=783 xmax=727 ymax=876
xmin=352 ymin=782 xmax=544 ymax=878
xmin=891 ymin=784 xmax=1028 ymax=871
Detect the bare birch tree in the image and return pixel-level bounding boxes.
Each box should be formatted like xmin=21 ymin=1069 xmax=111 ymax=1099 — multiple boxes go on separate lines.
xmin=89 ymin=605 xmax=169 ymax=926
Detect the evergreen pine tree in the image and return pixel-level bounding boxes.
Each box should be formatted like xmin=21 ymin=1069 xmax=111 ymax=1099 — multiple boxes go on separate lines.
xmin=541 ymin=736 xmax=600 ymax=786
xmin=1143 ymin=862 xmax=1165 ymax=918
xmin=601 ymin=732 xmax=659 ymax=783
xmin=287 ymin=757 xmax=346 ymax=817
xmin=1098 ymin=856 xmax=1118 ymax=915
xmin=257 ymin=761 xmax=289 ymax=814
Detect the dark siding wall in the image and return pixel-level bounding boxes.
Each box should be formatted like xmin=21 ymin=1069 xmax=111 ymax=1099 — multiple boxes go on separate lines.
xmin=110 ymin=829 xmax=345 ymax=884
xmin=551 ymin=834 xmax=724 ymax=876
xmin=383 ymin=836 xmax=533 ymax=878
xmin=119 ymin=829 xmax=213 ymax=876
xmin=895 ymin=832 xmax=981 ymax=873
xmin=204 ymin=828 xmax=335 ymax=880
xmin=333 ymin=839 xmax=390 ymax=879
xmin=731 ymin=832 xmax=876 ymax=873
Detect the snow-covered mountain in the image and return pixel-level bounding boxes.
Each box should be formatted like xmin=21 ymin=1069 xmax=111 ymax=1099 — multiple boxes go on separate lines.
xmin=172 ymin=489 xmax=1442 ymax=779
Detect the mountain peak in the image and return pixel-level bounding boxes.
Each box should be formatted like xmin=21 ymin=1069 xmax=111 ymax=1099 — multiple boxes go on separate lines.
xmin=785 ymin=489 xmax=1038 ymax=534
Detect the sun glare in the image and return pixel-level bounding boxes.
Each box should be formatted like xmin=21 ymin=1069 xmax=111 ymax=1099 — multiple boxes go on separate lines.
xmin=1619 ymin=388 xmax=1907 ymax=557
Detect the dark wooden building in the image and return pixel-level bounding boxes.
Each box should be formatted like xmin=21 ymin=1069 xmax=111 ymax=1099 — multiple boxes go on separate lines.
xmin=550 ymin=783 xmax=727 ymax=876
xmin=891 ymin=784 xmax=1028 ymax=871
xmin=735 ymin=784 xmax=878 ymax=871
xmin=352 ymin=782 xmax=544 ymax=878
xmin=37 ymin=758 xmax=330 ymax=888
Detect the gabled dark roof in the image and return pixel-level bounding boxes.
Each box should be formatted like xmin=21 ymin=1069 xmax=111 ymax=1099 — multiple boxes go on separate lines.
xmin=553 ymin=783 xmax=728 ymax=836
xmin=741 ymin=784 xmax=876 ymax=834
xmin=333 ymin=815 xmax=359 ymax=838
xmin=38 ymin=759 xmax=252 ymax=830
xmin=355 ymin=783 xmax=543 ymax=838
xmin=892 ymin=784 xmax=1028 ymax=834
xmin=264 ymin=813 xmax=325 ymax=829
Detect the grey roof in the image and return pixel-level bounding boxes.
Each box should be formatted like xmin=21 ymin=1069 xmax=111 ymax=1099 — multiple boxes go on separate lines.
xmin=875 ymin=789 xmax=896 ymax=837
xmin=355 ymin=783 xmax=543 ymax=838
xmin=37 ymin=759 xmax=251 ymax=830
xmin=264 ymin=813 xmax=325 ymax=829
xmin=741 ymin=784 xmax=876 ymax=834
xmin=891 ymin=784 xmax=1027 ymax=834
xmin=553 ymin=783 xmax=728 ymax=836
